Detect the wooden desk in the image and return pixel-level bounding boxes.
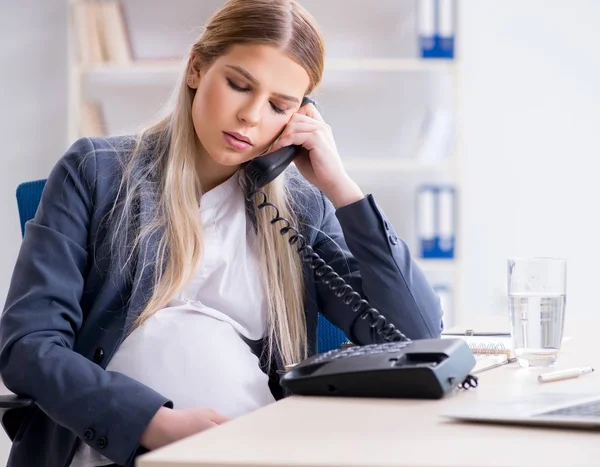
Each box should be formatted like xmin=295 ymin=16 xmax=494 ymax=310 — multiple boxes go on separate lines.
xmin=137 ymin=318 xmax=600 ymax=467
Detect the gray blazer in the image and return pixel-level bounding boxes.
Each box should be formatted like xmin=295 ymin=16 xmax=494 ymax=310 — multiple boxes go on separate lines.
xmin=0 ymin=136 xmax=443 ymax=467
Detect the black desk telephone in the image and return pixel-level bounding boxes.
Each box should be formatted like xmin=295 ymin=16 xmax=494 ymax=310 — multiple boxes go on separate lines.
xmin=244 ymin=96 xmax=477 ymax=400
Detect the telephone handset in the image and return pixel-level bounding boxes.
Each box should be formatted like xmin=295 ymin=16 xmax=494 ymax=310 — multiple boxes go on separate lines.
xmin=245 ymin=96 xmax=316 ymax=191
xmin=243 ymin=96 xmax=477 ymax=399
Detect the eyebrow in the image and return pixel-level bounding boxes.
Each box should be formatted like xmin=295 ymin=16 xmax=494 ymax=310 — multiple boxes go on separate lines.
xmin=225 ymin=65 xmax=300 ymax=104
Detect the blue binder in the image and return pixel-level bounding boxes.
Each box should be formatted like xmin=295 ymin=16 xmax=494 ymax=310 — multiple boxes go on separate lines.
xmin=416 ymin=185 xmax=456 ymax=259
xmin=418 ymin=0 xmax=456 ymax=59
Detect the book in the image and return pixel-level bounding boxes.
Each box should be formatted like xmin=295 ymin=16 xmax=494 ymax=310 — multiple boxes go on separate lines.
xmin=72 ymin=0 xmax=106 ymax=64
xmin=71 ymin=0 xmax=133 ymax=66
xmin=100 ymin=0 xmax=133 ymax=64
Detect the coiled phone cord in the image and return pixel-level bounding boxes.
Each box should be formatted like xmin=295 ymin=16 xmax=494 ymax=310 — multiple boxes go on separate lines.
xmin=249 ymin=188 xmax=478 ymax=391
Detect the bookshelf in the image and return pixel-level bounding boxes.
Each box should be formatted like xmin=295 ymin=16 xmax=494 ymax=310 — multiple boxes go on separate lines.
xmin=66 ymin=0 xmax=462 ymax=327
xmin=80 ymin=57 xmax=455 ymax=75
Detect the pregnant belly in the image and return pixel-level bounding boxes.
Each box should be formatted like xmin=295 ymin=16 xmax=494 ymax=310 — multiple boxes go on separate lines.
xmin=106 ymin=306 xmax=275 ymax=419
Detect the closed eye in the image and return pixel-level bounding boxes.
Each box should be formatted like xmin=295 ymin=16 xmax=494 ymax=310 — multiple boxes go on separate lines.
xmin=226 ymin=78 xmax=250 ymax=93
xmin=226 ymin=78 xmax=287 ymax=115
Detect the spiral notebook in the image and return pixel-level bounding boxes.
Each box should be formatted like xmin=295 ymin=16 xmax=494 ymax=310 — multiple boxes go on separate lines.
xmin=451 ymin=335 xmax=514 ymax=356
xmin=440 ymin=334 xmax=514 ymax=373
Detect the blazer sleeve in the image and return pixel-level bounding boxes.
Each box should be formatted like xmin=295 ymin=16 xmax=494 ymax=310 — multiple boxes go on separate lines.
xmin=313 ymin=192 xmax=444 ymax=345
xmin=0 ymin=137 xmax=172 ymax=466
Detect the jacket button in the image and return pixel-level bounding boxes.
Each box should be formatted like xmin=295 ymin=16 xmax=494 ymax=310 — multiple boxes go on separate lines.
xmin=384 ymin=220 xmax=390 ymax=230
xmin=93 ymin=347 xmax=104 ymax=363
xmin=96 ymin=436 xmax=108 ymax=449
xmin=389 ymin=235 xmax=398 ymax=245
xmin=83 ymin=428 xmax=95 ymax=440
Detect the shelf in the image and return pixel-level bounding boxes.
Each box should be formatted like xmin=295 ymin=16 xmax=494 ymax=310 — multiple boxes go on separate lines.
xmin=326 ymin=58 xmax=455 ymax=72
xmin=344 ymin=159 xmax=452 ymax=172
xmin=80 ymin=60 xmax=185 ymax=86
xmin=79 ymin=58 xmax=456 ymax=85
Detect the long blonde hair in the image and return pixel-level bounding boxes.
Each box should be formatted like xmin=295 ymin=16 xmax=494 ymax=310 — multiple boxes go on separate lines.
xmin=108 ymin=0 xmax=325 ymax=367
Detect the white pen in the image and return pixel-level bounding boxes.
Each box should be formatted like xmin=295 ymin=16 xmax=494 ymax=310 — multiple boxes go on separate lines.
xmin=538 ymin=367 xmax=595 ymax=383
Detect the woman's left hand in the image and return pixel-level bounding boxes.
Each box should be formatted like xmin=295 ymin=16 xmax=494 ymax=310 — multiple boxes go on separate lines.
xmin=269 ymin=103 xmax=364 ymax=208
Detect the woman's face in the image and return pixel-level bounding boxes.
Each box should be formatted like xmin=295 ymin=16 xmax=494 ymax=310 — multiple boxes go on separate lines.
xmin=188 ymin=43 xmax=311 ymax=168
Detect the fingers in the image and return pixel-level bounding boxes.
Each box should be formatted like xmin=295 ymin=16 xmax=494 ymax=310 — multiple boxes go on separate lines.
xmin=291 ymin=113 xmax=317 ymax=125
xmin=290 ymin=112 xmax=330 ymax=134
xmin=271 ymin=131 xmax=313 ymax=152
xmin=277 ymin=122 xmax=318 ymax=138
xmin=209 ymin=410 xmax=230 ymax=424
xmin=271 ymin=119 xmax=320 ymax=152
xmin=298 ymin=102 xmax=324 ymax=122
xmin=269 ymin=104 xmax=329 ymax=152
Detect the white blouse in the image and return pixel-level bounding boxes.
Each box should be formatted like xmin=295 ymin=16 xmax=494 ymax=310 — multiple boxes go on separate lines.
xmin=70 ymin=172 xmax=275 ymax=466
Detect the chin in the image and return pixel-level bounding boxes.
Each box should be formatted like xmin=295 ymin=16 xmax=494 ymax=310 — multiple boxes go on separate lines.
xmin=209 ymin=148 xmax=254 ymax=167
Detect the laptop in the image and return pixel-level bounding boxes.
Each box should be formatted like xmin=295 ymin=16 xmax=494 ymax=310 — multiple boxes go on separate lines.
xmin=442 ymin=392 xmax=600 ymax=429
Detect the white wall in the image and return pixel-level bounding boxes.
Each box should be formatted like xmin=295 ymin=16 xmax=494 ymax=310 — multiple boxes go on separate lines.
xmin=0 ymin=2 xmax=67 ymax=458
xmin=457 ymin=0 xmax=600 ymax=321
xmin=0 ymin=1 xmax=69 ymax=310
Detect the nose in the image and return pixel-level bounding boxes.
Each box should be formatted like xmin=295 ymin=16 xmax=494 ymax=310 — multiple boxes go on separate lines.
xmin=237 ymin=100 xmax=261 ymax=126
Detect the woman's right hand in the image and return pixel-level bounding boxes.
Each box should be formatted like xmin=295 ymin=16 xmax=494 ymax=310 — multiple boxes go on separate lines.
xmin=140 ymin=406 xmax=230 ymax=450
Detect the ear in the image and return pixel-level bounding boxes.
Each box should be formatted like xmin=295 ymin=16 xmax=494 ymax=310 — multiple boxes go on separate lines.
xmin=186 ymin=53 xmax=202 ymax=89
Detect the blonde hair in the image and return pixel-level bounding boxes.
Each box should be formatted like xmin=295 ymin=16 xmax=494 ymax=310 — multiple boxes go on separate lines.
xmin=108 ymin=0 xmax=325 ymax=367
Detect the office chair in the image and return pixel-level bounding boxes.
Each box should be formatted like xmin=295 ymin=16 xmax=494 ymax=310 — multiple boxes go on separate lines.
xmin=0 ymin=179 xmax=348 ymax=440
xmin=16 ymin=179 xmax=47 ymax=237
xmin=0 ymin=179 xmax=47 ymax=440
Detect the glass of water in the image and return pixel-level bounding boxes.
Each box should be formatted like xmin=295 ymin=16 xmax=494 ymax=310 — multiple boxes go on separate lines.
xmin=507 ymin=257 xmax=567 ymax=368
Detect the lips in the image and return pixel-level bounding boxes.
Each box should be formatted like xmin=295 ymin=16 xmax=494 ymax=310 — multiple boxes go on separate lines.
xmin=226 ymin=131 xmax=252 ymax=145
xmin=223 ymin=132 xmax=252 ymax=151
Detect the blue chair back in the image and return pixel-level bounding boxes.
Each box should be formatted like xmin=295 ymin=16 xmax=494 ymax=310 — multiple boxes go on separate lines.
xmin=15 ymin=179 xmax=348 ymax=353
xmin=16 ymin=179 xmax=47 ymax=238
xmin=316 ymin=314 xmax=348 ymax=352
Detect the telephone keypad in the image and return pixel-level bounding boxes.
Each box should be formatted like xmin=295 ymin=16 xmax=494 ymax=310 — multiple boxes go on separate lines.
xmin=312 ymin=340 xmax=411 ymax=365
